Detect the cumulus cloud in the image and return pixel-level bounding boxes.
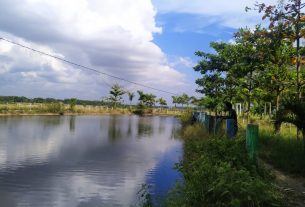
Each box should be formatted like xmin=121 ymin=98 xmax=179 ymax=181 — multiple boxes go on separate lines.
xmin=0 ymin=0 xmax=189 ymax=100
xmin=153 ymin=0 xmax=278 ymax=29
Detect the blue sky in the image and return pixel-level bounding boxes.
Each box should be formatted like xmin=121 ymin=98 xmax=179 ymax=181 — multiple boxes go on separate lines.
xmin=0 ymin=0 xmax=278 ymax=102
xmin=153 ymin=12 xmax=237 ymax=85
xmin=154 ymin=13 xmax=236 ymax=55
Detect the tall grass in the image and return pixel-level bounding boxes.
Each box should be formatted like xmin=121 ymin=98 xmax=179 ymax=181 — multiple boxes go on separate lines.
xmin=236 ymin=119 xmax=305 ymax=176
xmin=0 ymin=103 xmax=183 ymax=116
xmin=258 ymin=124 xmax=305 ymax=176
xmin=164 ymin=123 xmax=284 ymax=207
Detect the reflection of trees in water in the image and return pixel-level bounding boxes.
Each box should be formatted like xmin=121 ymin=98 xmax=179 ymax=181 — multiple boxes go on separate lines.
xmin=69 ymin=116 xmax=75 ymax=132
xmin=108 ymin=116 xmax=122 ymax=143
xmin=39 ymin=116 xmax=63 ymax=128
xmin=127 ymin=116 xmax=132 ymax=137
xmin=171 ymin=119 xmax=182 ymax=140
xmin=137 ymin=117 xmax=153 ymax=137
xmin=158 ymin=117 xmax=166 ymax=134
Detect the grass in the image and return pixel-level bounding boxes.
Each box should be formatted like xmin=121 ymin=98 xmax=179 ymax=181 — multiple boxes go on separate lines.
xmin=163 ymin=114 xmax=285 ymax=207
xmin=233 ymin=118 xmax=305 ymax=177
xmin=258 ymin=123 xmax=305 ymax=176
xmin=0 ymin=103 xmax=183 ymax=116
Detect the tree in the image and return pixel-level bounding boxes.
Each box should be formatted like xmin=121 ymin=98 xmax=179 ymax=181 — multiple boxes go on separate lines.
xmin=127 ymin=91 xmax=135 ymax=106
xmin=254 ymin=0 xmax=305 ymax=99
xmin=194 ymin=72 xmax=226 ymax=114
xmin=137 ymin=90 xmax=156 ymax=107
xmin=179 ymin=93 xmax=190 ymax=107
xmin=172 ymin=96 xmax=179 ymax=108
xmin=69 ymin=98 xmax=77 ymax=112
xmin=226 ymin=27 xmax=270 ymax=121
xmin=158 ymin=97 xmax=167 ymax=107
xmin=108 ymin=84 xmax=125 ymax=108
xmin=194 ymin=42 xmax=237 ymax=114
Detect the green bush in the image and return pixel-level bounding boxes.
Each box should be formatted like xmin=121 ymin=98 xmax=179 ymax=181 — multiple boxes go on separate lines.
xmin=45 ymin=102 xmax=64 ymax=114
xmin=179 ymin=110 xmax=193 ymax=126
xmin=165 ymin=136 xmax=284 ymax=207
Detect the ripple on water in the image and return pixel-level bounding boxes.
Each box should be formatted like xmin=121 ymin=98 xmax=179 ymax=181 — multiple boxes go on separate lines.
xmin=0 ymin=115 xmax=182 ymax=207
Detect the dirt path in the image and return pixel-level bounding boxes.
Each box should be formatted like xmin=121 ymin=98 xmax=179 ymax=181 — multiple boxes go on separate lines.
xmin=259 ymin=160 xmax=305 ymax=206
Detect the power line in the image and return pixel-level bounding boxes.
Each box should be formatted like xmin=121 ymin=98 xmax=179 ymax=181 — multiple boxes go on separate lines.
xmin=0 ymin=37 xmax=179 ymax=96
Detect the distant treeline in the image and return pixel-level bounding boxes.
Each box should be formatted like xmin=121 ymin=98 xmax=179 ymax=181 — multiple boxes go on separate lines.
xmin=0 ymin=96 xmax=106 ymax=106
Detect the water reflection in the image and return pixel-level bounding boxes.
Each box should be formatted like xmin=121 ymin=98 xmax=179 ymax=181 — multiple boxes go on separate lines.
xmin=0 ymin=115 xmax=182 ymax=207
xmin=137 ymin=117 xmax=153 ymax=137
xmin=69 ymin=116 xmax=75 ymax=132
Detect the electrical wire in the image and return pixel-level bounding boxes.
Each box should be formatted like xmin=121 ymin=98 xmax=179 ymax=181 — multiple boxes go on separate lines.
xmin=0 ymin=37 xmax=179 ymax=96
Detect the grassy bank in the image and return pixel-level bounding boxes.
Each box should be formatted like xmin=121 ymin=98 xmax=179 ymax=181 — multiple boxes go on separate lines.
xmin=163 ymin=113 xmax=285 ymax=207
xmin=0 ymin=103 xmax=183 ymax=116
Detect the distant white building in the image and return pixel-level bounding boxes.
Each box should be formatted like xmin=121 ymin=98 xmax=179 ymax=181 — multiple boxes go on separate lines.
xmin=293 ymin=38 xmax=305 ymax=47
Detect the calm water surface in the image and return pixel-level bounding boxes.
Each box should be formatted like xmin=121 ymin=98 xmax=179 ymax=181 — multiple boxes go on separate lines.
xmin=0 ymin=115 xmax=182 ymax=207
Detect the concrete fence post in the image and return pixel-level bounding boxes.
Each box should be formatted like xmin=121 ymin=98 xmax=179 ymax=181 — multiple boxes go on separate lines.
xmin=246 ymin=124 xmax=259 ymax=162
xmin=226 ymin=119 xmax=235 ymax=139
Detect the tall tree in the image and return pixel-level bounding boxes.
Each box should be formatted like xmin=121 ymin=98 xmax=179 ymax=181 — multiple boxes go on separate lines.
xmin=108 ymin=84 xmax=125 ymax=108
xmin=69 ymin=98 xmax=77 ymax=112
xmin=137 ymin=91 xmax=156 ymax=107
xmin=177 ymin=93 xmax=190 ymax=107
xmin=127 ymin=91 xmax=135 ymax=106
xmin=158 ymin=97 xmax=167 ymax=107
xmin=172 ymin=96 xmax=179 ymax=108
xmin=227 ymin=27 xmax=270 ymax=121
xmin=254 ymin=0 xmax=305 ymax=98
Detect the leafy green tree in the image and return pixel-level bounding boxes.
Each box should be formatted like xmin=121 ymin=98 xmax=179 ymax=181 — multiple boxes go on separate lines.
xmin=172 ymin=96 xmax=179 ymax=108
xmin=108 ymin=84 xmax=125 ymax=108
xmin=254 ymin=0 xmax=305 ymax=98
xmin=158 ymin=97 xmax=167 ymax=107
xmin=179 ymin=93 xmax=190 ymax=107
xmin=194 ymin=42 xmax=235 ymax=114
xmin=194 ymin=72 xmax=226 ymax=114
xmin=69 ymin=98 xmax=77 ymax=112
xmin=137 ymin=91 xmax=156 ymax=107
xmin=127 ymin=91 xmax=135 ymax=106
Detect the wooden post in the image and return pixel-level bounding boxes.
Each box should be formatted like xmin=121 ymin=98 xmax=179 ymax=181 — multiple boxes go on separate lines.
xmin=246 ymin=124 xmax=259 ymax=162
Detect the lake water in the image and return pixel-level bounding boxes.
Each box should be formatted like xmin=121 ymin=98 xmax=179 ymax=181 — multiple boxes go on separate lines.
xmin=0 ymin=115 xmax=182 ymax=207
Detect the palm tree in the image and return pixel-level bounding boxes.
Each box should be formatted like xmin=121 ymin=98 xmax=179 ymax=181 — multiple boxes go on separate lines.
xmin=158 ymin=97 xmax=167 ymax=108
xmin=127 ymin=91 xmax=135 ymax=108
xmin=109 ymin=84 xmax=125 ymax=108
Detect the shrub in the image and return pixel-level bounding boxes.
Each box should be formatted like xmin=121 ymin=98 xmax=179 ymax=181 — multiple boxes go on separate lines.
xmin=165 ymin=135 xmax=284 ymax=207
xmin=179 ymin=110 xmax=193 ymax=126
xmin=46 ymin=102 xmax=64 ymax=114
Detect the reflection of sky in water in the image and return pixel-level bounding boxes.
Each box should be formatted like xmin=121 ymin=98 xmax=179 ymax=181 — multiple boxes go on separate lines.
xmin=0 ymin=115 xmax=182 ymax=207
xmin=146 ymin=143 xmax=182 ymax=205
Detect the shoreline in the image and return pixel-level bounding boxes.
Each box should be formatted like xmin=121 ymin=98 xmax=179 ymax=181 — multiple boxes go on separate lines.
xmin=0 ymin=112 xmax=180 ymax=117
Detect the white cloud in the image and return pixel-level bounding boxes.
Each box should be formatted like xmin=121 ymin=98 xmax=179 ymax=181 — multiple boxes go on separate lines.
xmin=170 ymin=56 xmax=194 ymax=68
xmin=153 ymin=0 xmax=278 ymax=28
xmin=0 ymin=0 xmax=188 ymax=100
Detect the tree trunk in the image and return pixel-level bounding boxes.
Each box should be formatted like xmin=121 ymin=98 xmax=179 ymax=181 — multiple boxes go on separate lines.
xmin=276 ymin=95 xmax=280 ymax=112
xmin=274 ymin=94 xmax=281 ymax=134
xmin=303 ymin=129 xmax=305 ymax=151
xmin=247 ymin=96 xmax=251 ymax=124
xmin=296 ymin=4 xmax=301 ymax=139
